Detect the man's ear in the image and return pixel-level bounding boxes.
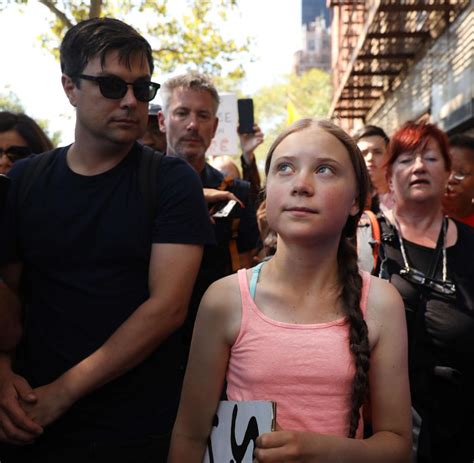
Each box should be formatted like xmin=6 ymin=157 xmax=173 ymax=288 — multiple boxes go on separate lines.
xmin=212 ymin=117 xmax=219 ymax=138
xmin=62 ymin=74 xmax=78 ymax=107
xmin=158 ymin=111 xmax=166 ymax=133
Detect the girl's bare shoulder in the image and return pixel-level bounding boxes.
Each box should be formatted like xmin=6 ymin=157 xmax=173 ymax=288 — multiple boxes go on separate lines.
xmin=202 ymin=273 xmax=241 ymax=309
xmin=198 ymin=272 xmax=243 ymax=344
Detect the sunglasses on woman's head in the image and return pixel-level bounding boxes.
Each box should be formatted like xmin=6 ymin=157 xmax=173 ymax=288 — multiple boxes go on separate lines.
xmin=0 ymin=146 xmax=32 ymax=163
xmin=76 ymin=74 xmax=160 ymax=102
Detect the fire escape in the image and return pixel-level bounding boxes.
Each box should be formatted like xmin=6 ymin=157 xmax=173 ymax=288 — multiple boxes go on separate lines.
xmin=328 ymin=0 xmax=471 ymax=128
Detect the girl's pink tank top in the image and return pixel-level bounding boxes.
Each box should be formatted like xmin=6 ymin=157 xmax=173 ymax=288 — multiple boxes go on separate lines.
xmin=226 ymin=269 xmax=371 ymax=438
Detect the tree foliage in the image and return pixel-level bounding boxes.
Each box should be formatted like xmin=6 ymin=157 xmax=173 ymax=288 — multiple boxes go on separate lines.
xmin=0 ymin=89 xmax=24 ymax=113
xmin=252 ymin=68 xmax=332 ymax=167
xmin=1 ymin=0 xmax=250 ymax=80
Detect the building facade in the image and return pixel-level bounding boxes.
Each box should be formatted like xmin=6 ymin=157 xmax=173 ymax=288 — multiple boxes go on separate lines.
xmin=328 ymin=0 xmax=473 ymax=136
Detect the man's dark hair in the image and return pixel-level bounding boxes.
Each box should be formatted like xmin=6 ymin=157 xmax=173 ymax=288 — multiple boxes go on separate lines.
xmin=449 ymin=133 xmax=474 ymax=151
xmin=0 ymin=111 xmax=53 ymax=153
xmin=354 ymin=125 xmax=389 ymax=145
xmin=60 ymin=17 xmax=154 ymax=85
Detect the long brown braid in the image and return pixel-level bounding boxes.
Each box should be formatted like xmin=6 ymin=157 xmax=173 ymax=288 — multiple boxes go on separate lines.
xmin=265 ymin=119 xmax=371 ymax=438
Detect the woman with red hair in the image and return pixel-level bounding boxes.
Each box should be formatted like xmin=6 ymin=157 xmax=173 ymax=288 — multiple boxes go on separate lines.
xmin=367 ymin=121 xmax=474 ymax=462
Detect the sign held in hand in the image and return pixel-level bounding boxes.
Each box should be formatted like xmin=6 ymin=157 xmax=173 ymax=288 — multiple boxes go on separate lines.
xmin=203 ymin=400 xmax=276 ymax=463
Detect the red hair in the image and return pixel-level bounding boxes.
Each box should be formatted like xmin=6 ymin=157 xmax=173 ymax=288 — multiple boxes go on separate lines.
xmin=387 ymin=121 xmax=451 ymax=173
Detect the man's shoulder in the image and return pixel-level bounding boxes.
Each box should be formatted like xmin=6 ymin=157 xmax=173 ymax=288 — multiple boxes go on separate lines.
xmin=201 ymin=162 xmax=224 ymax=188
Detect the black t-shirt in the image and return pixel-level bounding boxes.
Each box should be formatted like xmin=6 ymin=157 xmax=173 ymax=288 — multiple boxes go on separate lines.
xmin=377 ymin=217 xmax=474 ymax=457
xmin=0 ymin=143 xmax=214 ymax=444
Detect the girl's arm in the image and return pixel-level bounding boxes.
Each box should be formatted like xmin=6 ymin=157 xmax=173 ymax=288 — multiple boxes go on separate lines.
xmin=254 ymin=277 xmax=412 ymax=463
xmin=168 ymin=274 xmax=242 ymax=463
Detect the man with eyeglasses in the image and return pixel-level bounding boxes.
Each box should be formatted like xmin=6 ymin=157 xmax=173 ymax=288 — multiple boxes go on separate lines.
xmin=443 ymin=134 xmax=474 ymax=227
xmin=0 ymin=17 xmax=213 ymax=463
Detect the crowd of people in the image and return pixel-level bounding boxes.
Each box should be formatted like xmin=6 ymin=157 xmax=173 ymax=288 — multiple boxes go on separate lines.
xmin=0 ymin=16 xmax=473 ymax=463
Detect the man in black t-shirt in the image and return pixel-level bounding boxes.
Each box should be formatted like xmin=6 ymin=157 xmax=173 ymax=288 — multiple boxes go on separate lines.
xmin=158 ymin=72 xmax=259 ymax=346
xmin=0 ymin=18 xmax=213 ymax=463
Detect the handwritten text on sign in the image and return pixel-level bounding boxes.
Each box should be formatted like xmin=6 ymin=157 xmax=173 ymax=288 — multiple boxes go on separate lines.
xmin=206 ymin=93 xmax=239 ymax=157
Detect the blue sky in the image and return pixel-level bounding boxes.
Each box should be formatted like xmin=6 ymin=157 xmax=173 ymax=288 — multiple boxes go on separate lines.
xmin=0 ymin=1 xmax=301 ymax=144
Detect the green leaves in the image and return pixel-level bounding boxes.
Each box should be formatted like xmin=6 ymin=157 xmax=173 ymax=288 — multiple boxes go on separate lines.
xmin=11 ymin=0 xmax=250 ymax=81
xmin=252 ymin=68 xmax=332 ymax=166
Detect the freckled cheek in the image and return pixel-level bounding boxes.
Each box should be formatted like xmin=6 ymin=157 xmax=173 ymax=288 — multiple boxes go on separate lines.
xmin=264 ymin=183 xmax=284 ymax=228
xmin=321 ymin=188 xmax=350 ymax=209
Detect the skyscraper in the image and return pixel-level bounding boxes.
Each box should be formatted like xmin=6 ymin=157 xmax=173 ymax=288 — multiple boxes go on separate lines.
xmin=294 ymin=0 xmax=331 ymax=75
xmin=302 ymin=0 xmax=329 ymax=27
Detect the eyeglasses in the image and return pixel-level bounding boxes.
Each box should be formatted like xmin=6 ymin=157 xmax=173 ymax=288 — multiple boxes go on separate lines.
xmin=451 ymin=171 xmax=471 ymax=181
xmin=399 ymin=267 xmax=456 ymax=296
xmin=0 ymin=146 xmax=32 ymax=163
xmin=76 ymin=74 xmax=160 ymax=102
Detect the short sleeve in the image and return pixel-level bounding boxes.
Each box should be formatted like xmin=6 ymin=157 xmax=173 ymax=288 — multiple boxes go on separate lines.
xmin=152 ymin=156 xmax=215 ymax=245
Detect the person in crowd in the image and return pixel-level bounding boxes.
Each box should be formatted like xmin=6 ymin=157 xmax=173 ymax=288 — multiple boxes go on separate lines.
xmin=168 ymin=118 xmax=412 ymax=463
xmin=239 ymin=123 xmax=264 ymax=206
xmin=355 ymin=124 xmax=393 ymax=213
xmin=138 ymin=103 xmax=167 ymax=152
xmin=0 ymin=111 xmax=53 ymax=174
xmin=158 ymin=72 xmax=260 ymax=349
xmin=442 ymin=133 xmax=474 ymax=226
xmin=210 ymin=155 xmax=241 ymax=179
xmin=0 ymin=17 xmax=213 ymax=463
xmin=364 ymin=121 xmax=474 ymax=462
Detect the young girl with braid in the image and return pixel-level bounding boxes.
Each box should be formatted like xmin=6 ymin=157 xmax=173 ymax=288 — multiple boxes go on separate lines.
xmin=168 ymin=119 xmax=412 ymax=462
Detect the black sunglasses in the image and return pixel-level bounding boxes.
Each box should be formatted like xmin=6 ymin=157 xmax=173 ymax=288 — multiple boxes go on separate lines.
xmin=76 ymin=74 xmax=160 ymax=102
xmin=399 ymin=267 xmax=456 ymax=296
xmin=0 ymin=146 xmax=32 ymax=163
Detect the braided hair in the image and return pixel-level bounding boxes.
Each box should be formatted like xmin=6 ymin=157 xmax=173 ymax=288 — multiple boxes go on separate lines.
xmin=264 ymin=119 xmax=371 ymax=438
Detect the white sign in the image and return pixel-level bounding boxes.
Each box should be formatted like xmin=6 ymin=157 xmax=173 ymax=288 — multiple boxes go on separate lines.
xmin=206 ymin=93 xmax=239 ymax=157
xmin=203 ymin=400 xmax=276 ymax=463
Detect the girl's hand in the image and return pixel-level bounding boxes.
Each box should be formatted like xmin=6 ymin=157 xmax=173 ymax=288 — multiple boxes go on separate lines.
xmin=254 ymin=430 xmax=318 ymax=462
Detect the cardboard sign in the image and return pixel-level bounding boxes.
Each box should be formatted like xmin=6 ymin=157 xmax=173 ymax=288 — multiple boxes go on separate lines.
xmin=206 ymin=93 xmax=239 ymax=157
xmin=203 ymin=400 xmax=276 ymax=463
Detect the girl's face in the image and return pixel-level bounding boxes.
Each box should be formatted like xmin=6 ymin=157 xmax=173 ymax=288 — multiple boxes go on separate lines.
xmin=389 ymin=137 xmax=449 ymax=204
xmin=265 ymin=127 xmax=359 ymax=244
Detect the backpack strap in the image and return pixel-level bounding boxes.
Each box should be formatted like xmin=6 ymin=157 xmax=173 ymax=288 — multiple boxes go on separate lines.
xmin=357 ymin=209 xmax=382 ymax=273
xmin=364 ymin=210 xmax=381 ymax=270
xmin=138 ymin=145 xmax=164 ymax=221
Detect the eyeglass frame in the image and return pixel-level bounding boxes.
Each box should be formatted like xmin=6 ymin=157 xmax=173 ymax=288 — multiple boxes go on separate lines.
xmin=0 ymin=146 xmax=32 ymax=163
xmin=451 ymin=171 xmax=471 ymax=181
xmin=75 ymin=74 xmax=160 ymax=102
xmin=399 ymin=266 xmax=456 ymax=296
